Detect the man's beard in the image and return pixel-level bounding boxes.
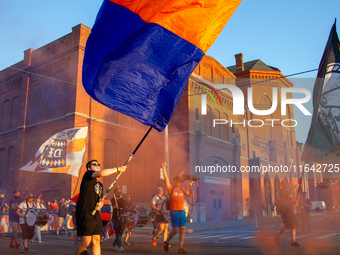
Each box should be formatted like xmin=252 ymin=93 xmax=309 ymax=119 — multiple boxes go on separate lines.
xmin=14 ymin=195 xmax=20 ymax=200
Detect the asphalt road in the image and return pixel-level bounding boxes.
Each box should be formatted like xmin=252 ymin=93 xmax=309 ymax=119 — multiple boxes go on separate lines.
xmin=1 ymin=212 xmax=340 ymax=255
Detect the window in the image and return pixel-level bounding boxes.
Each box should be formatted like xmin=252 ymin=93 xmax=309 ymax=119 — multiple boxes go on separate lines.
xmin=11 ymin=97 xmax=20 ymax=129
xmin=2 ymin=100 xmax=10 ymax=131
xmin=221 ymin=113 xmax=229 ymax=141
xmin=212 ymin=109 xmax=220 ymax=138
xmin=0 ymin=148 xmax=5 ymax=172
xmin=8 ymin=146 xmax=16 ymax=171
xmin=196 ymin=108 xmax=199 ymax=121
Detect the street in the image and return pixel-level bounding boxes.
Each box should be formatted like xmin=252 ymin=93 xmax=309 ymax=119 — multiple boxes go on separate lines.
xmin=1 ymin=212 xmax=340 ymax=255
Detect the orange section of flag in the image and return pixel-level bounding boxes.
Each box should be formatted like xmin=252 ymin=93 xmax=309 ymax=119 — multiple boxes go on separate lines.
xmin=110 ymin=0 xmax=242 ymax=52
xmin=67 ymin=138 xmax=86 ymax=153
xmin=50 ymin=165 xmax=72 ymax=174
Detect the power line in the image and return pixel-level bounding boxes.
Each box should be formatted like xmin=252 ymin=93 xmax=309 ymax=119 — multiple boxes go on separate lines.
xmin=0 ymin=64 xmax=78 ymax=86
xmin=187 ymin=68 xmax=319 ymax=97
xmin=0 ymin=63 xmax=319 ymax=127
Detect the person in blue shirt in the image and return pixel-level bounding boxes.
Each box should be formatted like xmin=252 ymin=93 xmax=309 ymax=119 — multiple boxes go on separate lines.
xmin=8 ymin=189 xmax=22 ymax=249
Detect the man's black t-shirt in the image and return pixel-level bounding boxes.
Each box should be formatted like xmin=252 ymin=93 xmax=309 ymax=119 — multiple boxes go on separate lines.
xmin=57 ymin=204 xmax=67 ymax=218
xmin=111 ymin=196 xmax=126 ymax=221
xmin=76 ymin=170 xmax=103 ymax=219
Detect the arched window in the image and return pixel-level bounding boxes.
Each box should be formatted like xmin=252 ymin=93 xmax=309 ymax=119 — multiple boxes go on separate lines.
xmin=11 ymin=97 xmax=20 ymax=129
xmin=195 ymin=108 xmax=199 ymax=121
xmin=0 ymin=103 xmax=2 ymax=129
xmin=8 ymin=146 xmax=16 ymax=171
xmin=212 ymin=109 xmax=220 ymax=138
xmin=203 ymin=106 xmax=212 ymax=136
xmin=2 ymin=100 xmax=10 ymax=131
xmin=0 ymin=148 xmax=5 ymax=172
xmin=221 ymin=113 xmax=229 ymax=141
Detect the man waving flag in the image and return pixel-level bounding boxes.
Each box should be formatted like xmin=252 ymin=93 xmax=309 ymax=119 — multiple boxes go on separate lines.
xmin=82 ymin=0 xmax=242 ymax=131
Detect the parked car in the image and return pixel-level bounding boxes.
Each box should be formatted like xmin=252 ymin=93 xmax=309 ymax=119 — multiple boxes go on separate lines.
xmin=135 ymin=205 xmax=149 ymax=227
xmin=311 ymin=201 xmax=326 ymax=211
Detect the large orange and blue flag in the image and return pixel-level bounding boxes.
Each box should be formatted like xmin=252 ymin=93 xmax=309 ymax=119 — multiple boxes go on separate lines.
xmin=82 ymin=0 xmax=242 ymax=131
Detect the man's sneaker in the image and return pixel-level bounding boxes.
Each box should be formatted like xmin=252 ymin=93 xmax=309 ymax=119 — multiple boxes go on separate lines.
xmin=118 ymin=246 xmax=125 ymax=252
xmin=9 ymin=244 xmax=14 ymax=248
xmin=152 ymin=238 xmax=157 ymax=246
xmin=291 ymin=241 xmax=301 ymax=246
xmin=15 ymin=243 xmax=20 ymax=249
xmin=80 ymin=250 xmax=89 ymax=255
xmin=164 ymin=241 xmax=170 ymax=252
xmin=24 ymin=248 xmax=29 ymax=253
xmin=111 ymin=244 xmax=119 ymax=251
xmin=178 ymin=248 xmax=188 ymax=254
xmin=38 ymin=241 xmax=43 ymax=243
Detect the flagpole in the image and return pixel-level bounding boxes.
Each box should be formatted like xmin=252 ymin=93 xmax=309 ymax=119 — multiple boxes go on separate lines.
xmin=295 ymin=161 xmax=305 ymax=204
xmin=164 ymin=125 xmax=170 ymax=179
xmin=92 ymin=126 xmax=153 ymax=215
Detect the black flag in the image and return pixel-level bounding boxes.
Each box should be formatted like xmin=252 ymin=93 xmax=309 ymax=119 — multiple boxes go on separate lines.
xmin=302 ymin=20 xmax=340 ymax=163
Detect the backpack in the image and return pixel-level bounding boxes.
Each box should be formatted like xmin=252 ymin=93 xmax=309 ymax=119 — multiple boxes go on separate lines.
xmin=165 ymin=196 xmax=171 ymax=211
xmin=151 ymin=195 xmax=164 ymax=216
xmin=165 ymin=186 xmax=185 ymax=211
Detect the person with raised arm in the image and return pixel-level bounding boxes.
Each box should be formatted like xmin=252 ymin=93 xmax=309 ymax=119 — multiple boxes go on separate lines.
xmin=161 ymin=162 xmax=193 ymax=254
xmin=73 ymin=160 xmax=126 ymax=255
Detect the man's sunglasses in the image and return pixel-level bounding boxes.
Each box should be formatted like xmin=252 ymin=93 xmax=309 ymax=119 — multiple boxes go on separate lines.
xmin=91 ymin=163 xmax=100 ymax=167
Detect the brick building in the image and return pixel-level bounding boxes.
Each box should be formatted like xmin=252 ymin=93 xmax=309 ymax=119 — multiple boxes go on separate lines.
xmin=227 ymin=53 xmax=302 ymax=215
xmin=0 ymin=24 xmax=325 ymax=221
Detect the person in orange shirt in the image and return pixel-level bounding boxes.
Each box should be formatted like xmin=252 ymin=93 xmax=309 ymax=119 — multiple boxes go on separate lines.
xmin=48 ymin=199 xmax=58 ymax=214
xmin=161 ymin=162 xmax=193 ymax=254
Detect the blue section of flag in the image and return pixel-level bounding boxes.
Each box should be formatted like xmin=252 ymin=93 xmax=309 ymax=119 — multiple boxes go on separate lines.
xmin=82 ymin=0 xmax=204 ymax=131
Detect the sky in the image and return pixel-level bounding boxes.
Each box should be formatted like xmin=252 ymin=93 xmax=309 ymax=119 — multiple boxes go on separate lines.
xmin=1 ymin=0 xmax=340 ymax=143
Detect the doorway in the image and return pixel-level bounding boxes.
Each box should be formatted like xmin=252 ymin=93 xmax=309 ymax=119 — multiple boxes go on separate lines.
xmin=212 ymin=198 xmax=222 ymax=221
